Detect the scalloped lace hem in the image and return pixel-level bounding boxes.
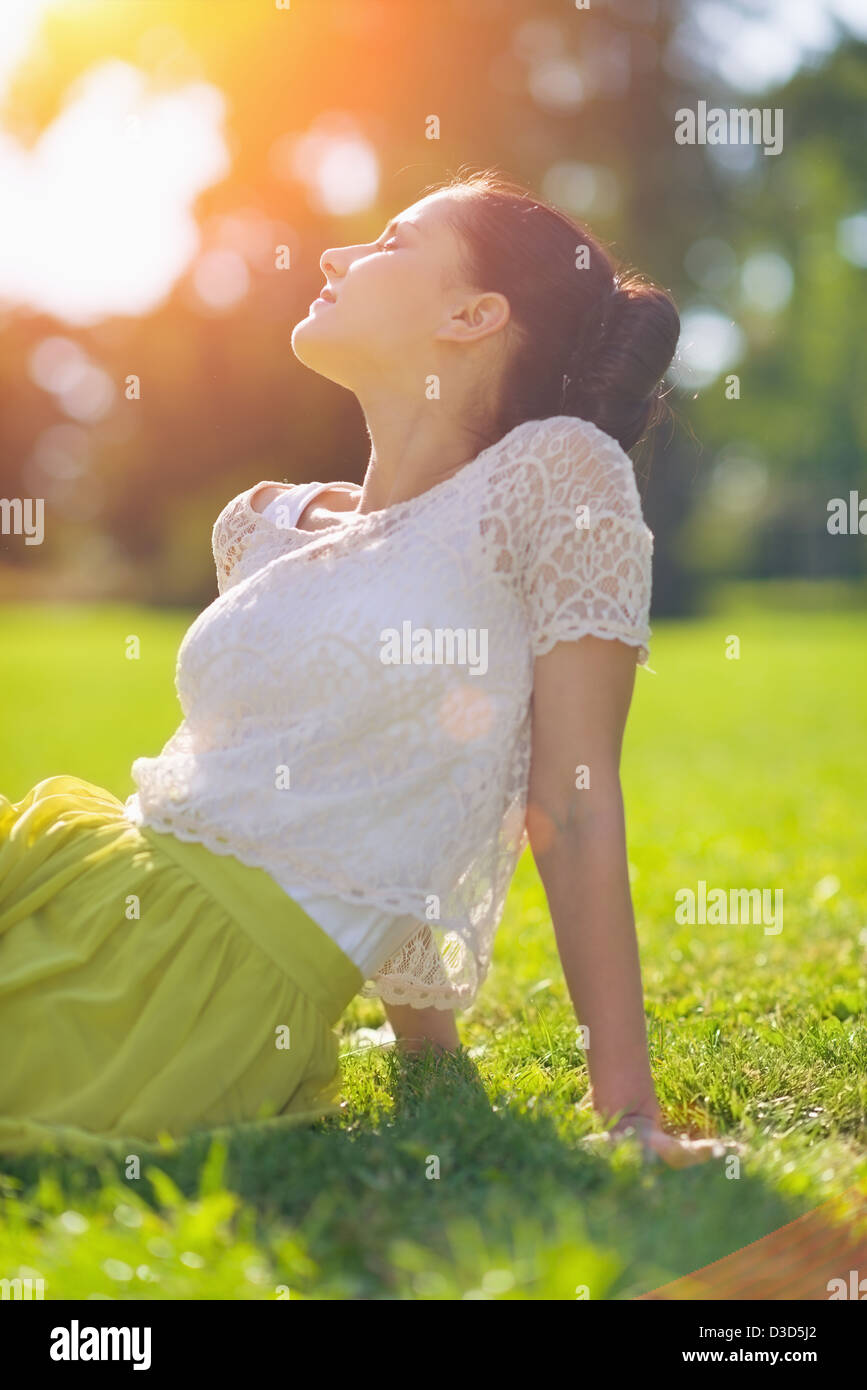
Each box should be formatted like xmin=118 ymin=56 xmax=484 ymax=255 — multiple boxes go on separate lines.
xmin=533 ymin=626 xmax=651 ymax=665
xmin=126 ymin=805 xmax=431 ymax=915
xmin=359 ymin=977 xmax=477 ymax=1011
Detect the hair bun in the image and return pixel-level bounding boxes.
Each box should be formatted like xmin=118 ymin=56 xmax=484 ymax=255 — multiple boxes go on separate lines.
xmin=566 ymin=275 xmax=680 ymax=450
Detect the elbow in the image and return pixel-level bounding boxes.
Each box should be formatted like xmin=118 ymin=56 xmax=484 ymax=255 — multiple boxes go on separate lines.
xmin=526 ymin=783 xmax=625 ymax=862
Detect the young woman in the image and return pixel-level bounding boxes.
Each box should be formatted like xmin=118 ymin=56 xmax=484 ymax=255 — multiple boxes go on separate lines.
xmin=0 ymin=171 xmax=720 ymax=1166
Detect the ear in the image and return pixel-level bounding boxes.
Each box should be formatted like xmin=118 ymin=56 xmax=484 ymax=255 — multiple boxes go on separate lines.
xmin=434 ymin=290 xmax=511 ymax=346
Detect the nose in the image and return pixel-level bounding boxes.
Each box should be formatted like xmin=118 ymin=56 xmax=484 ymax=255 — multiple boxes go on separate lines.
xmin=319 ymin=247 xmax=344 ymax=281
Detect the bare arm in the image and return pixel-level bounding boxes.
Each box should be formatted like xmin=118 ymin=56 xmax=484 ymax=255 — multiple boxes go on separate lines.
xmin=527 ymin=635 xmax=658 ymax=1125
xmin=383 ymin=999 xmax=460 ymax=1055
xmin=527 ymin=637 xmax=725 ymax=1167
xmin=377 ymin=637 xmax=721 ymax=1163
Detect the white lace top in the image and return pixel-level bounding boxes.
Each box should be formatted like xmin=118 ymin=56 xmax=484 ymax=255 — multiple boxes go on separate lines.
xmin=124 ymin=414 xmax=653 ymax=1011
xmin=239 ymin=484 xmax=424 ymax=980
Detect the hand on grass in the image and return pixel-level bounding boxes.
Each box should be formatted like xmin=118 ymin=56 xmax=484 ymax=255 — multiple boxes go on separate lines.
xmin=586 ymin=1112 xmax=733 ymax=1167
xmin=579 ymin=1093 xmax=737 ymax=1168
xmin=608 ymin=1114 xmax=728 ymax=1167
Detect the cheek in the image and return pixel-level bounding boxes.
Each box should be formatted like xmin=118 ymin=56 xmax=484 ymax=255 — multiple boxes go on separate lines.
xmin=352 ymin=261 xmax=439 ymax=337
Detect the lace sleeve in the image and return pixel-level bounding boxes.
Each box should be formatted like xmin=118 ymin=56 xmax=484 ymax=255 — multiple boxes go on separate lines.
xmin=521 ymin=418 xmax=653 ymax=663
xmin=211 ymin=484 xmax=299 ymax=595
xmin=211 ymin=491 xmax=261 ymax=595
xmin=361 ymin=923 xmax=458 ymax=1011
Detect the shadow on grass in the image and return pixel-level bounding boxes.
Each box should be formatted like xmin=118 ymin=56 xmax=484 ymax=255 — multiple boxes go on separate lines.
xmin=0 ymin=1043 xmax=830 ymax=1298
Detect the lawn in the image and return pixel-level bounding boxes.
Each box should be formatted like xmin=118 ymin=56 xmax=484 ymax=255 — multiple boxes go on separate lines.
xmin=0 ymin=595 xmax=865 ymax=1299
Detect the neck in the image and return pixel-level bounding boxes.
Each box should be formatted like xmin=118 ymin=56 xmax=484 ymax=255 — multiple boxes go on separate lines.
xmin=355 ymin=389 xmax=493 ymax=515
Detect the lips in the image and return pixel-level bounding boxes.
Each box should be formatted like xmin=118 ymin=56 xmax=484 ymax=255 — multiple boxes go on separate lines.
xmin=319 ymin=286 xmax=337 ymax=303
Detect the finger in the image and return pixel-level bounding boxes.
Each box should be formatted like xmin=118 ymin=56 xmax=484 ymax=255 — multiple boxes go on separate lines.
xmin=653 ymin=1137 xmax=722 ymax=1168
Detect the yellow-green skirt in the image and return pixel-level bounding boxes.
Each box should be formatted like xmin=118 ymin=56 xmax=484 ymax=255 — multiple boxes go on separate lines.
xmin=0 ymin=776 xmax=364 ymax=1157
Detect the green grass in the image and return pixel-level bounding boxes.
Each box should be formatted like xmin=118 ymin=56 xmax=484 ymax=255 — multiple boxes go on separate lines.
xmin=0 ymin=598 xmax=865 ymax=1300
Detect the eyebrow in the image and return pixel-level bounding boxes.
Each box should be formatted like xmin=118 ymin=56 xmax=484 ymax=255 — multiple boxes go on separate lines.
xmin=379 ymin=217 xmax=422 ymax=239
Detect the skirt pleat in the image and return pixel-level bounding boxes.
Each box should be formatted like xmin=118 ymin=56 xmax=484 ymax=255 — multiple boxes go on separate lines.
xmin=0 ymin=775 xmax=364 ymax=1156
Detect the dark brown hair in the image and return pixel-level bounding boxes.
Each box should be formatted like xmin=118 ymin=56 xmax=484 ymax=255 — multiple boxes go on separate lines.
xmin=433 ymin=169 xmax=679 ymax=453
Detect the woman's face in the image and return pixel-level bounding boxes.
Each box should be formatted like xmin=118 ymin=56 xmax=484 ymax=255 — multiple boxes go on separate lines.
xmin=290 ymin=192 xmax=479 ymax=393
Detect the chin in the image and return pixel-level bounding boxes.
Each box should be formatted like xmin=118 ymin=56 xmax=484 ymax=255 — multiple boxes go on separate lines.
xmin=290 ymin=321 xmax=353 ymax=388
xmin=290 ymin=314 xmax=329 ymax=366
